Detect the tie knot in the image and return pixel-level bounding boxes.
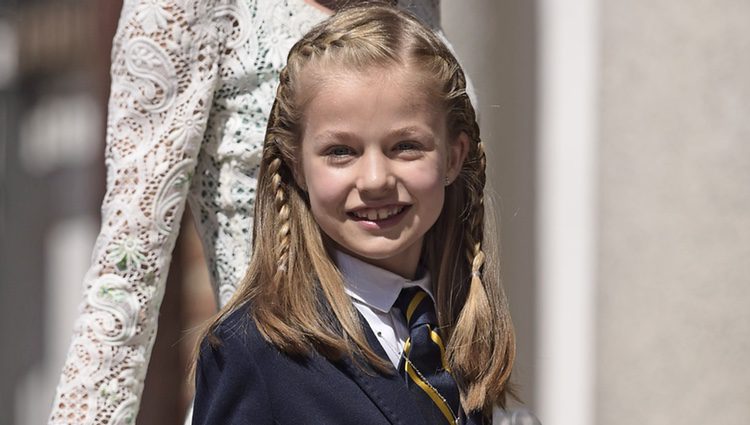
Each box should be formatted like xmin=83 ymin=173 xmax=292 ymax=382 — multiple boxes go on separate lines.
xmin=394 ymin=287 xmax=437 ymax=330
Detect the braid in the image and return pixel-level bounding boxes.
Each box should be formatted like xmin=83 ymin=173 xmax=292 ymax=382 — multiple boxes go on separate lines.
xmin=296 ymin=29 xmax=353 ymax=62
xmin=454 ymin=64 xmax=487 ymax=280
xmin=268 ymin=156 xmax=291 ymax=282
xmin=264 ymin=63 xmax=292 ymax=281
xmin=464 ymin=140 xmax=487 ymax=268
xmin=451 ymin=62 xmax=487 ymax=276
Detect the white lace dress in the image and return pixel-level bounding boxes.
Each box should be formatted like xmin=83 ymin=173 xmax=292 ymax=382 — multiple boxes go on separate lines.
xmin=48 ymin=1 xmax=442 ymax=424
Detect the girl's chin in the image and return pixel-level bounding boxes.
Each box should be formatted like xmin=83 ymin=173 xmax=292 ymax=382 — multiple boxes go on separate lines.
xmin=334 ymin=243 xmax=423 ymax=278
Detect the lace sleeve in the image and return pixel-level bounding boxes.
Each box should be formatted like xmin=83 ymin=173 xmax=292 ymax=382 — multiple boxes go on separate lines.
xmin=48 ymin=1 xmax=228 ymax=423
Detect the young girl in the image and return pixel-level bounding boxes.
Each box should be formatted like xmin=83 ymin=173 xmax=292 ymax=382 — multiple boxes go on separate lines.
xmin=192 ymin=4 xmax=515 ymax=425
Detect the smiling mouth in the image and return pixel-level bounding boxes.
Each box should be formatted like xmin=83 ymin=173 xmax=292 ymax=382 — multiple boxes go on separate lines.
xmin=348 ymin=205 xmax=408 ymax=221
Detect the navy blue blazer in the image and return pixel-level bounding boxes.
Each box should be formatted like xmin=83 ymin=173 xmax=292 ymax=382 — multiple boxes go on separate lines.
xmin=193 ymin=304 xmax=488 ymax=425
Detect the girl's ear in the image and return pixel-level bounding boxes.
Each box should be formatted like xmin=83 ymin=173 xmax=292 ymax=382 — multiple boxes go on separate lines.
xmin=446 ymin=131 xmax=470 ymax=184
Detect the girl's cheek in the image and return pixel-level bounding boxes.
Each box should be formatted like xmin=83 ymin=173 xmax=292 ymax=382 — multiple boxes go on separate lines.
xmin=306 ymin=170 xmax=350 ymax=212
xmin=406 ymin=161 xmax=444 ymax=188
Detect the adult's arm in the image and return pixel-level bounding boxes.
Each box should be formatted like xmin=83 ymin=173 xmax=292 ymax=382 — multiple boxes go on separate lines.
xmin=48 ymin=1 xmax=228 ymax=423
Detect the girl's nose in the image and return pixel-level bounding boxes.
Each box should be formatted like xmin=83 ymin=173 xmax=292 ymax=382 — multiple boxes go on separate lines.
xmin=356 ymin=152 xmax=395 ymax=195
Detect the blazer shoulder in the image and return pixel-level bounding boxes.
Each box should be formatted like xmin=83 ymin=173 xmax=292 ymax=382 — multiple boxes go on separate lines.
xmin=194 ymin=303 xmax=276 ymax=424
xmin=203 ymin=303 xmax=268 ymax=357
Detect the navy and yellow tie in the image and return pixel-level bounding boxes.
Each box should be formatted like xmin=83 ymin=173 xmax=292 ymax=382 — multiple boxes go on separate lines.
xmin=395 ymin=287 xmax=461 ymax=425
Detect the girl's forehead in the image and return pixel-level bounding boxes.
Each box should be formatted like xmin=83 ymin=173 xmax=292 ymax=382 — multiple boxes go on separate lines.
xmin=307 ymin=79 xmax=441 ymax=142
xmin=298 ymin=62 xmax=442 ymax=107
xmin=298 ymin=64 xmax=449 ymax=144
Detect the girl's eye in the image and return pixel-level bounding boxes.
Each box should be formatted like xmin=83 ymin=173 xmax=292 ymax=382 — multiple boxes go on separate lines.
xmin=395 ymin=141 xmax=419 ymax=151
xmin=324 ymin=145 xmax=355 ymax=163
xmin=394 ymin=141 xmax=424 ymax=159
xmin=330 ymin=146 xmax=353 ymax=156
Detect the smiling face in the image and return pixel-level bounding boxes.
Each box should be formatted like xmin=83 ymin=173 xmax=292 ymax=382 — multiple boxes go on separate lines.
xmin=298 ymin=65 xmax=467 ymax=279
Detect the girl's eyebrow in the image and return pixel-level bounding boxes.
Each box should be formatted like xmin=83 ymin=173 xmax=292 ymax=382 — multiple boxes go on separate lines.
xmin=388 ymin=126 xmax=431 ymax=138
xmin=313 ymin=130 xmax=360 ymax=144
xmin=388 ymin=125 xmax=423 ymax=136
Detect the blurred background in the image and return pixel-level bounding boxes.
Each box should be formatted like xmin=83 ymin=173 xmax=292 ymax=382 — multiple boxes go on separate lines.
xmin=1 ymin=0 xmax=748 ymax=424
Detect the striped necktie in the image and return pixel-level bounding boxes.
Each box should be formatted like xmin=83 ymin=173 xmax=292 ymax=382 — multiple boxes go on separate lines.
xmin=395 ymin=287 xmax=461 ymax=425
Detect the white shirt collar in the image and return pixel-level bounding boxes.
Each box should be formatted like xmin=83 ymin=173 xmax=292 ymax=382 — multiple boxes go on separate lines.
xmin=333 ymin=250 xmax=434 ymax=314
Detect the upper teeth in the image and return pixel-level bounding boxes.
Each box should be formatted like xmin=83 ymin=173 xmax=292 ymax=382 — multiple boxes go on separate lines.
xmin=353 ymin=206 xmax=404 ymax=220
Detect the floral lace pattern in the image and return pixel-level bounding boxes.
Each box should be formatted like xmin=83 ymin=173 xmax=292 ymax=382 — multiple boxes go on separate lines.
xmin=49 ymin=1 xmax=442 ymax=424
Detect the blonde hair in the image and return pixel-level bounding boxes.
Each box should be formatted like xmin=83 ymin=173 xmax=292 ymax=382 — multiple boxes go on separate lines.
xmin=195 ymin=3 xmax=516 ymax=414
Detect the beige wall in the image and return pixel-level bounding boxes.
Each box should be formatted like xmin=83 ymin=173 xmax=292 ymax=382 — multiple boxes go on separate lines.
xmin=445 ymin=0 xmax=750 ymax=423
xmin=596 ymin=0 xmax=750 ymax=424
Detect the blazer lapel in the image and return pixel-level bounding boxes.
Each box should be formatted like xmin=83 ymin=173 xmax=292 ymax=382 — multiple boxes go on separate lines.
xmin=338 ymin=316 xmax=428 ymax=425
